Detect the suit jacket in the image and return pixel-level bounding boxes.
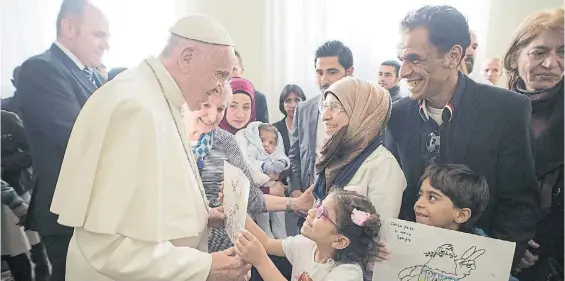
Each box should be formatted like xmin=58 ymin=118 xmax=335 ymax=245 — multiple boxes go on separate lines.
xmin=273 ymin=118 xmax=292 ymax=185
xmin=273 ymin=118 xmax=291 ymax=155
xmin=255 ymin=90 xmax=269 ymax=123
xmin=385 ymin=75 xmax=539 ymax=266
xmin=14 ymin=43 xmax=105 ymax=235
xmin=288 ymin=95 xmax=321 ymax=193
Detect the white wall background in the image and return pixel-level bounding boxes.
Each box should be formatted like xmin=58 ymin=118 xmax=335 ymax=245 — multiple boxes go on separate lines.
xmin=2 ymin=0 xmax=563 ymax=122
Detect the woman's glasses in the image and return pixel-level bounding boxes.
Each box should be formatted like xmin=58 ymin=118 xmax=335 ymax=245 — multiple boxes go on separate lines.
xmin=314 ymin=201 xmax=338 ymax=228
xmin=319 ymin=103 xmax=345 ymax=115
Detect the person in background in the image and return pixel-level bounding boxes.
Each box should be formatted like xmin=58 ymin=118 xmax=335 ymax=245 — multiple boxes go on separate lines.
xmin=1 ymin=110 xmax=50 ymax=281
xmin=463 ymin=30 xmax=493 ymax=85
xmin=2 ymin=67 xmax=22 ymax=113
xmin=273 ymin=84 xmax=306 ymax=156
xmin=1 ymin=179 xmax=32 ymax=281
xmin=481 ymin=58 xmax=503 ymax=86
xmin=288 ymin=40 xmax=354 ymax=230
xmin=107 ymin=67 xmax=127 ymax=81
xmin=378 ymin=60 xmax=405 ymax=102
xmin=503 ymin=8 xmax=563 ymax=280
xmin=385 ymin=5 xmax=540 ymax=269
xmin=231 ymin=50 xmax=270 ymax=123
xmin=237 ymin=122 xmax=290 ymax=239
xmin=14 ymin=0 xmax=109 ymax=279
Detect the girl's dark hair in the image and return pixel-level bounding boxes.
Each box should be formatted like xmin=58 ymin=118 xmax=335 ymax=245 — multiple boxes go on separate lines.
xmin=279 ymin=84 xmax=307 ymax=116
xmin=330 ymin=189 xmax=381 ymax=270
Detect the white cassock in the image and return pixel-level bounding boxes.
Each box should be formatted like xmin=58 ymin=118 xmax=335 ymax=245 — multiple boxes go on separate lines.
xmin=50 ymin=56 xmax=212 ymax=281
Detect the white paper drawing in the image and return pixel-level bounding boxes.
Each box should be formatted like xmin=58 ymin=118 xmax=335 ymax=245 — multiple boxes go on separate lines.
xmin=223 ymin=161 xmax=250 ymax=244
xmin=372 ymin=219 xmax=516 ymax=281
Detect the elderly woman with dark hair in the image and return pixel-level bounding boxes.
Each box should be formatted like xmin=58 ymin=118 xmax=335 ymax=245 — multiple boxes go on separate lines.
xmin=273 ymin=84 xmax=307 ymax=155
xmin=503 ymin=8 xmax=564 ymax=280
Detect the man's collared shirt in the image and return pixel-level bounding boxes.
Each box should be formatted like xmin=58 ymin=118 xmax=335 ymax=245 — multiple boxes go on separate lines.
xmin=417 ymin=71 xmax=467 ymax=166
xmin=54 ymin=41 xmax=86 ymax=71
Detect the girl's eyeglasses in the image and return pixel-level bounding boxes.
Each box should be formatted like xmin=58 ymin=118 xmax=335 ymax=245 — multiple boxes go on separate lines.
xmin=314 ymin=201 xmax=338 ymax=228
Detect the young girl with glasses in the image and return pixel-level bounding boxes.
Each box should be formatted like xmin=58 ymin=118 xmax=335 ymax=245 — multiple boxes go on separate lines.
xmin=233 ymin=189 xmax=381 ymax=281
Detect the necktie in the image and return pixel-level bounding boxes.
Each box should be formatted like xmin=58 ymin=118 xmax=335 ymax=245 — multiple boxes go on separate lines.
xmin=83 ymin=67 xmax=96 ymax=86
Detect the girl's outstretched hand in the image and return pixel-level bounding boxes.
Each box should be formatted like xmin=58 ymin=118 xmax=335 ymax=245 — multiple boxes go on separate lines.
xmin=234 ymin=229 xmax=269 ymax=266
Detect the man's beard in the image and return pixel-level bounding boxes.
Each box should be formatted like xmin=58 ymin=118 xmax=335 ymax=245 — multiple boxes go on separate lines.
xmin=465 ymin=57 xmax=475 ymax=73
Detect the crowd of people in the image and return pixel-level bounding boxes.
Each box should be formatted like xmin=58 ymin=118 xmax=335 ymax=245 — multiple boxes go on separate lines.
xmin=1 ymin=0 xmax=563 ymax=281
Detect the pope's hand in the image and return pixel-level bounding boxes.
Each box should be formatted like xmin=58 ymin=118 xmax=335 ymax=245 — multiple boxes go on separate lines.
xmin=207 ymin=247 xmax=251 ymax=281
xmin=233 ymin=229 xmax=269 ymax=267
xmin=208 ymin=207 xmax=225 ymax=228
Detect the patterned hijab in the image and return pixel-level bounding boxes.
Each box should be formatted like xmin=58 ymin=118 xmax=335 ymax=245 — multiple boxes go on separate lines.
xmin=315 ymin=77 xmax=392 ymax=188
xmin=218 ymin=77 xmax=256 ymax=134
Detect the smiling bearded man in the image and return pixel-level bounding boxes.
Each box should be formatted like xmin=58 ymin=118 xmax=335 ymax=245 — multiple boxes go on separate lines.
xmin=50 ymin=14 xmax=252 ymax=281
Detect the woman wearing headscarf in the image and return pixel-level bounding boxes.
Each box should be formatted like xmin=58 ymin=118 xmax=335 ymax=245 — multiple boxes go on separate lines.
xmin=503 ymin=8 xmax=563 ymax=280
xmin=218 ymin=78 xmax=297 ymax=280
xmin=219 ymin=77 xmax=256 ymax=134
xmin=184 ymin=80 xmax=313 ymax=254
xmin=314 ymin=76 xmax=406 ymax=220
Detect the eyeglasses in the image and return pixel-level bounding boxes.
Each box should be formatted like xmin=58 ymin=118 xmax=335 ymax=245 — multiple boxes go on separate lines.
xmin=319 ymin=103 xmax=345 ymax=115
xmin=426 ymin=131 xmax=440 ymax=164
xmin=314 ymin=201 xmax=338 ymax=228
xmin=284 ymin=98 xmax=303 ymax=105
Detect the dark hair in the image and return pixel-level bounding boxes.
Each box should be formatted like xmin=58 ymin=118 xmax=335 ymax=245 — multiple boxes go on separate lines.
xmin=278 ymin=84 xmax=306 ymax=116
xmin=400 ymin=5 xmax=470 ymax=58
xmin=56 ymin=0 xmax=88 ymax=36
xmin=380 ymin=60 xmax=401 ymax=77
xmin=330 ymin=189 xmax=381 ymax=269
xmin=418 ymin=164 xmax=489 ymax=232
xmin=258 ymin=123 xmax=279 ymax=144
xmin=314 ymin=40 xmax=353 ymax=70
xmin=234 ymin=50 xmax=243 ymax=70
xmin=108 ymin=67 xmax=127 ymax=81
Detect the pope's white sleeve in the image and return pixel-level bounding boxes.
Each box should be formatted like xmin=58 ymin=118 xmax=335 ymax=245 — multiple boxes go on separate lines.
xmin=74 ymin=228 xmax=212 ymax=281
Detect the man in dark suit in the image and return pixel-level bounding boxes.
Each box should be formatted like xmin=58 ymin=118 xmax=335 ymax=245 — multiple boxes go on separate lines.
xmin=288 ymin=40 xmax=354 ymax=211
xmin=14 ymin=0 xmax=109 ymax=279
xmin=384 ymin=5 xmax=540 ymax=268
xmin=231 ymin=50 xmax=270 ymax=123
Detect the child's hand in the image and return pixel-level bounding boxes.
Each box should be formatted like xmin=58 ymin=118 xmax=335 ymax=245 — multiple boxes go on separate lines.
xmin=376 ymin=240 xmax=389 ymax=261
xmin=234 ymin=229 xmax=268 ymax=266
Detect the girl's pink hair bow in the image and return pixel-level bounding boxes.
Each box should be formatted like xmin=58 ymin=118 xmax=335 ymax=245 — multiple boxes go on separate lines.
xmin=351 ymin=209 xmax=371 ymax=226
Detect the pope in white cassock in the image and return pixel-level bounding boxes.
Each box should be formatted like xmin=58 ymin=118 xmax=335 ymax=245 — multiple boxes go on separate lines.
xmin=50 ymin=14 xmax=252 ymax=281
